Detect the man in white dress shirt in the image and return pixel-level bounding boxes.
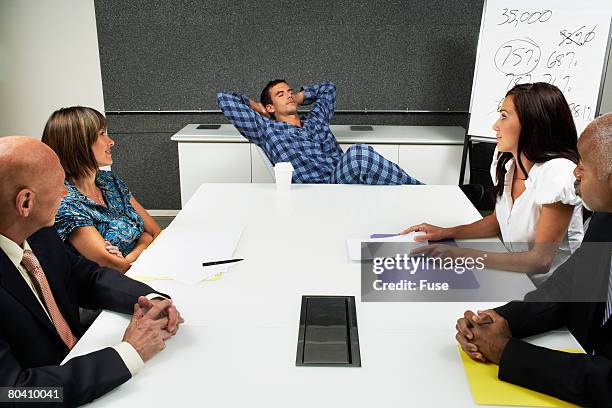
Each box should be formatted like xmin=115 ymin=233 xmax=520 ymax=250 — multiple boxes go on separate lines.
xmin=0 ymin=136 xmax=183 ymax=407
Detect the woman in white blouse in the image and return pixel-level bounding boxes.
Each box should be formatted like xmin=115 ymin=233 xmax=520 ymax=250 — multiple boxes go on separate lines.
xmin=403 ymin=82 xmax=583 ymax=284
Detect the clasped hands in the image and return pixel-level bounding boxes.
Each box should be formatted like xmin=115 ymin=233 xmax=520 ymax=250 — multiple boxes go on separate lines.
xmin=455 ymin=309 xmax=512 ymax=364
xmin=123 ymin=296 xmax=185 ymax=362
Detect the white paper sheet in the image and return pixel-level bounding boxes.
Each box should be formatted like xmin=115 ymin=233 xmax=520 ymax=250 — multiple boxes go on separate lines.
xmin=129 ymin=225 xmax=243 ymax=285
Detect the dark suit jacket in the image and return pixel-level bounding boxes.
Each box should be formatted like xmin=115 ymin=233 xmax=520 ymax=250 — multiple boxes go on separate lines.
xmin=495 ymin=212 xmax=612 ymax=407
xmin=0 ymin=227 xmax=163 ymax=407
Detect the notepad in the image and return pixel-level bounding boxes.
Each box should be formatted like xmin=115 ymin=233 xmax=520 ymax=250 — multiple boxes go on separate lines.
xmin=129 ymin=225 xmax=243 ymax=285
xmin=459 ymin=346 xmax=582 ymax=407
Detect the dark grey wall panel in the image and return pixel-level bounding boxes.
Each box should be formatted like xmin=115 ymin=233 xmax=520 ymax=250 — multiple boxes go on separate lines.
xmin=108 ymin=112 xmax=467 ymax=133
xmin=109 ymin=131 xmax=180 ymax=209
xmin=97 ymin=0 xmax=485 ymax=210
xmin=95 ymin=0 xmax=483 ymax=111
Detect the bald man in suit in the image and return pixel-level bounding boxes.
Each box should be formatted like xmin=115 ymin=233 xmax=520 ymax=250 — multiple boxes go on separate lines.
xmin=0 ymin=136 xmax=183 ymax=407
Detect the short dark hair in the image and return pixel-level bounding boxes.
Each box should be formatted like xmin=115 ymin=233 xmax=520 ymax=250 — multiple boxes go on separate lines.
xmin=42 ymin=106 xmax=107 ymax=180
xmin=260 ymin=79 xmax=287 ymax=120
xmin=492 ymin=82 xmax=579 ymax=197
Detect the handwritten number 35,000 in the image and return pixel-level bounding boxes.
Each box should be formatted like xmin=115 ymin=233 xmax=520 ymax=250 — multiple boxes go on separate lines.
xmin=498 ymin=9 xmax=552 ymax=27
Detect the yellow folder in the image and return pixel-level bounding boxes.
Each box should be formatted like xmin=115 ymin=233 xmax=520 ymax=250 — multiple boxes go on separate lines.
xmin=128 ymin=272 xmax=224 ymax=283
xmin=459 ymin=346 xmax=582 ymax=407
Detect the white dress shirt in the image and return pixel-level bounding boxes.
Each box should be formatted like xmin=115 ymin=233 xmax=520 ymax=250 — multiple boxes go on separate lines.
xmin=490 ymin=150 xmax=584 ymax=285
xmin=0 ymin=233 xmax=144 ymax=376
xmin=603 ymin=259 xmax=612 ymax=326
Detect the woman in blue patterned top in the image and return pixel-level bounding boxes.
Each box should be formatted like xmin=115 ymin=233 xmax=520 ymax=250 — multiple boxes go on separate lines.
xmin=42 ymin=106 xmax=161 ymax=272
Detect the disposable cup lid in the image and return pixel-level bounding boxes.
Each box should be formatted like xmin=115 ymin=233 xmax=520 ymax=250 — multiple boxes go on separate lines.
xmin=274 ymin=162 xmax=294 ymax=171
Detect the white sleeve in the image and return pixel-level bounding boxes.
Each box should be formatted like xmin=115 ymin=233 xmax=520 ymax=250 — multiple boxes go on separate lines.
xmin=145 ymin=293 xmax=167 ymax=300
xmin=112 ymin=341 xmax=145 ymax=376
xmin=111 ymin=294 xmax=168 ymax=376
xmin=534 ymin=159 xmax=581 ymax=205
xmin=489 ymin=147 xmax=500 ymax=184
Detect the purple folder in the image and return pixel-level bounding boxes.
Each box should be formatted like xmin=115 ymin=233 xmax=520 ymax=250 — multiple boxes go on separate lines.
xmin=370 ymin=233 xmax=399 ymax=239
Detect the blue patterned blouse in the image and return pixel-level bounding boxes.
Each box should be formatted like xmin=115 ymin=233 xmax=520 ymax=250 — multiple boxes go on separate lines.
xmin=54 ymin=171 xmax=144 ymax=255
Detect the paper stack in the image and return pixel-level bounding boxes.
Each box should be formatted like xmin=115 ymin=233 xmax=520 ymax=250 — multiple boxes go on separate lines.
xmin=128 ymin=225 xmax=243 ymax=285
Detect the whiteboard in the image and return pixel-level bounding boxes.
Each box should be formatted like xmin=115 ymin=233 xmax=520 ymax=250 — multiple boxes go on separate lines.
xmin=468 ymin=0 xmax=612 ymax=139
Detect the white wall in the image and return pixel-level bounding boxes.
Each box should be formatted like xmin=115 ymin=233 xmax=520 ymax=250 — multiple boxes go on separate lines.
xmin=600 ymin=46 xmax=612 ymax=115
xmin=0 ymin=0 xmax=609 ymax=139
xmin=0 ymin=0 xmax=104 ymax=139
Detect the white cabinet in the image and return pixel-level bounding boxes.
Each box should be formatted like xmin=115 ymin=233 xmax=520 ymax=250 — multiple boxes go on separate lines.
xmin=339 ymin=144 xmax=399 ymax=165
xmin=398 ymin=145 xmax=467 ymax=185
xmin=172 ymin=124 xmax=468 ymax=207
xmin=177 ymin=142 xmax=251 ymax=206
xmin=339 ymin=143 xmax=468 ymax=185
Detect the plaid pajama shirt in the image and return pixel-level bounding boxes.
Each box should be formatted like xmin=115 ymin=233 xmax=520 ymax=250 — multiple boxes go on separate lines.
xmin=217 ymin=82 xmax=421 ymax=185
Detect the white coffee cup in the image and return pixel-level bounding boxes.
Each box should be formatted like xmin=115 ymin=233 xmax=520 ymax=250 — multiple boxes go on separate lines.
xmin=274 ymin=162 xmax=294 ymax=190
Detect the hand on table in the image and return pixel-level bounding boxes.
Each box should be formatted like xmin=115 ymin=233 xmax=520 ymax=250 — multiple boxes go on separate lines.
xmin=400 ymin=223 xmax=452 ymax=241
xmin=136 ymin=296 xmax=184 ymax=335
xmin=123 ymin=301 xmax=173 ymax=362
xmin=455 ymin=309 xmax=512 ymax=364
xmin=410 ymin=243 xmax=474 ymax=261
xmin=469 ymin=309 xmax=512 ymax=364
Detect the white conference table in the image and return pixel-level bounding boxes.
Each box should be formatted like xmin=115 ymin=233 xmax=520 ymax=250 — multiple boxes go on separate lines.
xmin=65 ymin=184 xmax=579 ymax=407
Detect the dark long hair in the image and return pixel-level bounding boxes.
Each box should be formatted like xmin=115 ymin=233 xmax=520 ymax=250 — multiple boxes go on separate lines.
xmin=492 ymin=82 xmax=579 ymax=197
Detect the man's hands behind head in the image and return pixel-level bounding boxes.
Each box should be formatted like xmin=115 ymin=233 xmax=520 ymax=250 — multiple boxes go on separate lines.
xmin=249 ymin=100 xmax=270 ymax=118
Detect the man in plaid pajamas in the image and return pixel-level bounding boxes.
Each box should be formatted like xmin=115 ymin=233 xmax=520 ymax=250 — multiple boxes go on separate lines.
xmin=217 ymin=80 xmax=421 ymax=185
